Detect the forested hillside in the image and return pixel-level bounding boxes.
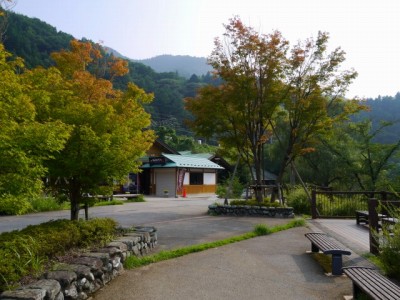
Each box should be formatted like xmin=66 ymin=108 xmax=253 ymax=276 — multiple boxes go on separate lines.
xmin=1 ymin=11 xmax=221 ymax=135
xmin=2 ymin=10 xmax=400 ymax=141
xmin=3 ymin=12 xmax=73 ymax=68
xmin=137 ymin=54 xmax=213 ymax=78
xmin=354 ymin=93 xmax=400 ymax=143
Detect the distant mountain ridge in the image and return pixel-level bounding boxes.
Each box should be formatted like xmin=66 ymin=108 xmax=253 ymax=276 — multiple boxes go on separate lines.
xmin=135 ymin=54 xmax=213 ymax=78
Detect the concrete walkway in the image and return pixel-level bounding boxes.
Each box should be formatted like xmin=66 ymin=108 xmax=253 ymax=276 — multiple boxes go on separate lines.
xmin=90 ymin=199 xmax=374 ymax=300
xmin=93 ymin=226 xmax=353 ymax=300
xmin=1 ymin=195 xmax=376 ymax=299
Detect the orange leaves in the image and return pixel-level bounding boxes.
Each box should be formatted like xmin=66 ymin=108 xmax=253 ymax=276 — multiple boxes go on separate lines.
xmin=72 ymin=71 xmax=114 ymax=103
xmin=51 ymin=39 xmax=129 ymax=82
xmin=108 ymin=57 xmax=129 ymax=79
xmin=49 ymin=40 xmax=131 ymax=106
xmin=299 ymin=147 xmax=316 ymax=155
xmin=51 ymin=39 xmax=95 ymax=76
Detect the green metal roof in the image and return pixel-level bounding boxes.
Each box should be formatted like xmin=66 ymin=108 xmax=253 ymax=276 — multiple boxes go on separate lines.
xmin=141 ymin=154 xmax=224 ymax=169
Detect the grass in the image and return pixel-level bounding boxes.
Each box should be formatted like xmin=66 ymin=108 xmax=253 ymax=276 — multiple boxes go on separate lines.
xmin=126 ymin=194 xmax=146 ymax=202
xmin=361 ymin=252 xmax=386 ymax=271
xmin=93 ymin=200 xmax=124 ymax=206
xmin=124 ymin=218 xmax=306 ymax=269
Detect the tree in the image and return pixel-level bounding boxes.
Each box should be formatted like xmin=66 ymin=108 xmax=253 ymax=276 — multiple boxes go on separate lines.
xmin=321 ymin=119 xmax=400 ymax=191
xmin=0 ymin=44 xmax=70 ymax=198
xmin=186 ymin=17 xmax=288 ymax=202
xmin=29 ymin=40 xmax=155 ymax=220
xmin=0 ymin=0 xmax=15 ymax=41
xmin=271 ymin=32 xmax=362 ymax=195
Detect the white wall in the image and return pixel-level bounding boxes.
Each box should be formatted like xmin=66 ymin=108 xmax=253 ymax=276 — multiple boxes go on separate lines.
xmin=204 ymin=173 xmax=216 ymax=185
xmin=183 ymin=172 xmax=189 ymax=185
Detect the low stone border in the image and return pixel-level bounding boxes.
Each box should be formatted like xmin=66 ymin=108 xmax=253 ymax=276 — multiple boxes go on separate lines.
xmin=208 ymin=204 xmax=294 ymax=217
xmin=0 ymin=226 xmax=157 ymax=300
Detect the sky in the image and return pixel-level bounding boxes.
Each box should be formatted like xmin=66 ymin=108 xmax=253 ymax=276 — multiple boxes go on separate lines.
xmin=8 ymin=0 xmax=400 ymax=99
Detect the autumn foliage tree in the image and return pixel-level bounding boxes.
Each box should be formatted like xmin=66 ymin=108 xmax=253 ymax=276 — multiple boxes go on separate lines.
xmin=186 ymin=18 xmax=363 ymax=202
xmin=28 ymin=40 xmax=155 ymax=220
xmin=186 ymin=17 xmax=288 ymax=202
xmin=272 ymin=32 xmax=363 ymax=190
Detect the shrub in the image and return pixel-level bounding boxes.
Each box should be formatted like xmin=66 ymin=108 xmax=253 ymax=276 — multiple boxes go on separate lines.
xmin=0 ymin=194 xmax=33 ymax=215
xmin=229 ymin=199 xmax=281 ymax=207
xmin=318 ymin=197 xmax=364 ymax=217
xmin=29 ymin=196 xmax=66 ymax=212
xmin=126 ymin=194 xmax=145 ymax=202
xmin=94 ymin=200 xmax=124 ymax=206
xmin=377 ymin=207 xmax=400 ymax=280
xmin=216 ymin=177 xmax=244 ymax=199
xmin=0 ymin=218 xmax=118 ymax=291
xmin=253 ymin=224 xmax=272 ymax=236
xmin=286 ymin=186 xmax=310 ymax=215
xmin=20 ymin=220 xmax=82 ymax=256
xmin=77 ymin=218 xmax=117 ymax=247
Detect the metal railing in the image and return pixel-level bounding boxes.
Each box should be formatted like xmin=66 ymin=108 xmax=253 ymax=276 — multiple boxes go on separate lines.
xmin=311 ymin=190 xmax=397 ymax=219
xmin=368 ymin=198 xmax=400 ymax=254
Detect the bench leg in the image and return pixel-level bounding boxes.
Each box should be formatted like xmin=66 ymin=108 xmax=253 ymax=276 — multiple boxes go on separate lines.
xmin=352 ymin=282 xmax=363 ymax=299
xmin=331 ymin=254 xmax=343 ymax=275
xmin=311 ymin=243 xmax=319 ymax=253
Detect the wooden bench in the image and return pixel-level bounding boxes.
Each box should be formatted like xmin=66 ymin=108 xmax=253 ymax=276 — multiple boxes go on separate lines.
xmin=356 ymin=210 xmax=369 ymax=225
xmin=381 ymin=217 xmax=398 ymax=225
xmin=356 ymin=210 xmax=387 ymax=225
xmin=343 ymin=266 xmax=400 ymax=300
xmin=305 ymin=232 xmax=351 ymax=275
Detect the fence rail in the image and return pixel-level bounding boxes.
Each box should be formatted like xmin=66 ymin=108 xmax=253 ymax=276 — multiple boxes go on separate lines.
xmin=311 ymin=190 xmax=398 ymax=219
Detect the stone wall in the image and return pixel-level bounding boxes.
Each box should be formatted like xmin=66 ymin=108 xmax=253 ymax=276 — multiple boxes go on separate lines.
xmin=208 ymin=204 xmax=294 ymax=217
xmin=0 ymin=226 xmax=157 ymax=300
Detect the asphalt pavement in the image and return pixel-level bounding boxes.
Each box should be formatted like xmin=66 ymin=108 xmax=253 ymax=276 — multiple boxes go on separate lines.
xmin=93 ymin=226 xmax=352 ymax=300
xmin=1 ymin=195 xmax=362 ymax=299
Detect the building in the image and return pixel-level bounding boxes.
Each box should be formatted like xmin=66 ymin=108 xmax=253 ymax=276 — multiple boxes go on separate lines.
xmin=122 ymin=140 xmax=225 ymax=197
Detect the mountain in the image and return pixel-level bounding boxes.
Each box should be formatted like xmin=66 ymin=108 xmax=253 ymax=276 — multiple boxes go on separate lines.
xmin=1 ymin=11 xmax=221 ymax=136
xmin=103 ymin=46 xmax=129 ymax=60
xmin=3 ymin=11 xmax=73 ymax=68
xmin=136 ymin=54 xmax=213 ymax=78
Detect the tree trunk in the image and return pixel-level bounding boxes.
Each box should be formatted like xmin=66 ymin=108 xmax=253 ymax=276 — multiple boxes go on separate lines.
xmin=69 ymin=179 xmax=81 ymax=221
xmin=273 ymin=153 xmax=291 ymax=203
xmin=254 ymin=145 xmax=264 ymax=203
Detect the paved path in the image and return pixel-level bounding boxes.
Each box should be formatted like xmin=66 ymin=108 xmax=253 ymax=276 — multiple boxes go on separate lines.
xmin=1 ymin=195 xmax=376 ymax=299
xmin=93 ymin=226 xmax=352 ymax=300
xmin=0 ymin=195 xmax=218 ymax=233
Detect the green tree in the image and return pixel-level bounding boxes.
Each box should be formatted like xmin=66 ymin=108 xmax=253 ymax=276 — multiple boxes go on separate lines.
xmin=323 ymin=120 xmax=400 ymax=191
xmin=271 ymin=32 xmax=361 ymax=194
xmin=0 ymin=0 xmax=15 ymax=41
xmin=30 ymin=40 xmax=155 ymax=220
xmin=0 ymin=44 xmax=70 ymax=198
xmin=186 ymin=17 xmax=288 ymax=202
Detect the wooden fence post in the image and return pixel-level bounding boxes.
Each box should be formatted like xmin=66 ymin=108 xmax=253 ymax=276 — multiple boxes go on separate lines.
xmin=311 ymin=190 xmax=317 ymax=219
xmin=368 ymin=198 xmax=379 ymax=255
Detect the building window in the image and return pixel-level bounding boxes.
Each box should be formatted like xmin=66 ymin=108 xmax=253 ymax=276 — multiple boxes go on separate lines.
xmin=190 ymin=172 xmax=203 ymax=185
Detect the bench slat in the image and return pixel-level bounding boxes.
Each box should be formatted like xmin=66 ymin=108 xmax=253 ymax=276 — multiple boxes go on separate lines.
xmin=343 ymin=267 xmax=400 ymax=300
xmin=305 ymin=233 xmax=351 ymax=276
xmin=305 ymin=233 xmax=351 ymax=255
xmin=353 ymin=269 xmax=399 ymax=300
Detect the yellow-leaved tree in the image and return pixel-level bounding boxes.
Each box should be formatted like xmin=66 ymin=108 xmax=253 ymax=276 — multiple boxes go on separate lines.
xmin=25 ymin=40 xmax=155 ymax=220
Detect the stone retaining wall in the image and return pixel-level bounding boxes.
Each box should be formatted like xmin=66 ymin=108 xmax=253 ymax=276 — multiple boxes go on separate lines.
xmin=0 ymin=226 xmax=157 ymax=300
xmin=208 ymin=204 xmax=294 ymax=217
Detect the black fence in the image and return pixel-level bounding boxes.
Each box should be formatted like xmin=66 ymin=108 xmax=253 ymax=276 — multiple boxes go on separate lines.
xmin=311 ymin=190 xmax=398 ymax=219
